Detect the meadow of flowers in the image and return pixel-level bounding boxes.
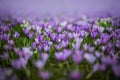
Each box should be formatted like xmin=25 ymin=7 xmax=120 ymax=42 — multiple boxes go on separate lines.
xmin=0 ymin=15 xmax=120 ymax=80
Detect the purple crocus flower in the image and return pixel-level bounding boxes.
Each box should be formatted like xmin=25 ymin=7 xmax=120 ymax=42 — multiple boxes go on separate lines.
xmin=112 ymin=20 xmax=119 ymax=27
xmin=88 ymin=47 xmax=94 ymax=53
xmin=8 ymin=40 xmax=14 ymax=45
xmin=10 ymin=75 xmax=18 ymax=80
xmin=111 ymin=56 xmax=119 ymax=65
xmin=94 ymin=39 xmax=101 ymax=45
xmin=95 ymin=51 xmax=103 ymax=58
xmin=31 ymin=42 xmax=36 ymax=50
xmin=112 ymin=65 xmax=120 ymax=77
xmin=23 ymin=28 xmax=30 ymax=35
xmin=97 ymin=26 xmax=104 ymax=33
xmin=56 ymin=27 xmax=62 ymax=33
xmin=55 ymin=49 xmax=72 ymax=61
xmin=83 ymin=44 xmax=89 ymax=51
xmin=13 ymin=48 xmax=23 ymax=57
xmin=93 ymin=63 xmax=106 ymax=72
xmin=84 ymin=53 xmax=96 ymax=64
xmin=28 ymin=31 xmax=34 ymax=39
xmin=38 ymin=35 xmax=44 ymax=41
xmin=59 ymin=33 xmax=66 ymax=39
xmin=2 ymin=52 xmax=9 ymax=59
xmin=75 ymin=38 xmax=83 ymax=44
xmin=61 ymin=40 xmax=68 ymax=48
xmin=70 ymin=71 xmax=82 ymax=80
xmin=90 ymin=29 xmax=98 ymax=38
xmin=80 ymin=30 xmax=87 ymax=37
xmin=66 ymin=24 xmax=72 ymax=31
xmin=22 ymin=47 xmax=32 ymax=55
xmin=107 ymin=48 xmax=115 ymax=55
xmin=72 ymin=52 xmax=83 ymax=64
xmin=43 ymin=45 xmax=50 ymax=52
xmin=116 ymin=40 xmax=120 ymax=48
xmin=73 ymin=32 xmax=79 ymax=38
xmin=22 ymin=47 xmax=33 ymax=60
xmin=93 ymin=63 xmax=100 ymax=72
xmin=100 ymin=33 xmax=110 ymax=44
xmin=63 ymin=49 xmax=72 ymax=60
xmin=35 ymin=38 xmax=39 ymax=44
xmin=54 ymin=44 xmax=61 ymax=50
xmin=101 ymin=56 xmax=112 ymax=65
xmin=11 ymin=58 xmax=27 ymax=69
xmin=34 ymin=60 xmax=45 ymax=69
xmin=13 ymin=31 xmax=20 ymax=39
xmin=99 ymin=64 xmax=106 ymax=71
xmin=4 ymin=45 xmax=12 ymax=50
xmin=68 ymin=33 xmax=73 ymax=39
xmin=101 ymin=45 xmax=107 ymax=51
xmin=37 ymin=45 xmax=42 ymax=51
xmin=3 ymin=34 xmax=10 ymax=40
xmin=48 ymin=41 xmax=53 ymax=46
xmin=41 ymin=53 xmax=49 ymax=62
xmin=72 ymin=43 xmax=80 ymax=50
xmin=50 ymin=33 xmax=56 ymax=41
xmin=106 ymin=27 xmax=113 ymax=32
xmin=35 ymin=25 xmax=42 ymax=32
xmin=55 ymin=52 xmax=64 ymax=61
xmin=39 ymin=71 xmax=51 ymax=79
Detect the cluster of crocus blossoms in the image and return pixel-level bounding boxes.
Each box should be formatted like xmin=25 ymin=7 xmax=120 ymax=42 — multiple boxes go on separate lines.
xmin=0 ymin=15 xmax=120 ymax=80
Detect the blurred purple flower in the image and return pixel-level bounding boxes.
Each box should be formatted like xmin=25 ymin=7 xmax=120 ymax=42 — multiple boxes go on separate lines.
xmin=11 ymin=58 xmax=27 ymax=69
xmin=112 ymin=65 xmax=120 ymax=77
xmin=70 ymin=71 xmax=82 ymax=80
xmin=72 ymin=43 xmax=80 ymax=50
xmin=35 ymin=38 xmax=39 ymax=44
xmin=56 ymin=27 xmax=62 ymax=33
xmin=8 ymin=40 xmax=14 ymax=45
xmin=34 ymin=60 xmax=45 ymax=69
xmin=116 ymin=40 xmax=120 ymax=48
xmin=55 ymin=49 xmax=72 ymax=61
xmin=39 ymin=71 xmax=51 ymax=79
xmin=61 ymin=40 xmax=68 ymax=48
xmin=80 ymin=30 xmax=87 ymax=37
xmin=106 ymin=27 xmax=113 ymax=32
xmin=83 ymin=44 xmax=89 ymax=51
xmin=50 ymin=33 xmax=56 ymax=41
xmin=44 ymin=45 xmax=50 ymax=52
xmin=41 ymin=53 xmax=49 ymax=62
xmin=84 ymin=53 xmax=96 ymax=64
xmin=100 ymin=33 xmax=110 ymax=44
xmin=94 ymin=39 xmax=101 ymax=45
xmin=101 ymin=56 xmax=112 ymax=65
xmin=28 ymin=31 xmax=34 ymax=39
xmin=13 ymin=31 xmax=20 ymax=39
xmin=55 ymin=52 xmax=64 ymax=61
xmin=38 ymin=45 xmax=42 ymax=51
xmin=23 ymin=28 xmax=30 ymax=35
xmin=22 ymin=47 xmax=32 ymax=55
xmin=88 ymin=46 xmax=94 ymax=53
xmin=22 ymin=47 xmax=33 ymax=60
xmin=10 ymin=74 xmax=18 ymax=80
xmin=3 ymin=34 xmax=10 ymax=40
xmin=90 ymin=29 xmax=98 ymax=38
xmin=95 ymin=51 xmax=103 ymax=58
xmin=72 ymin=52 xmax=83 ymax=64
xmin=93 ymin=63 xmax=99 ymax=72
xmin=31 ymin=42 xmax=36 ymax=50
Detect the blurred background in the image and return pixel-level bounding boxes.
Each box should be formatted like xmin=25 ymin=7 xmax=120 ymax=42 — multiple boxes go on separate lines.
xmin=0 ymin=0 xmax=120 ymax=16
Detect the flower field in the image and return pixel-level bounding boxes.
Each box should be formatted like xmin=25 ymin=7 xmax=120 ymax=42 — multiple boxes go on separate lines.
xmin=0 ymin=15 xmax=120 ymax=80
